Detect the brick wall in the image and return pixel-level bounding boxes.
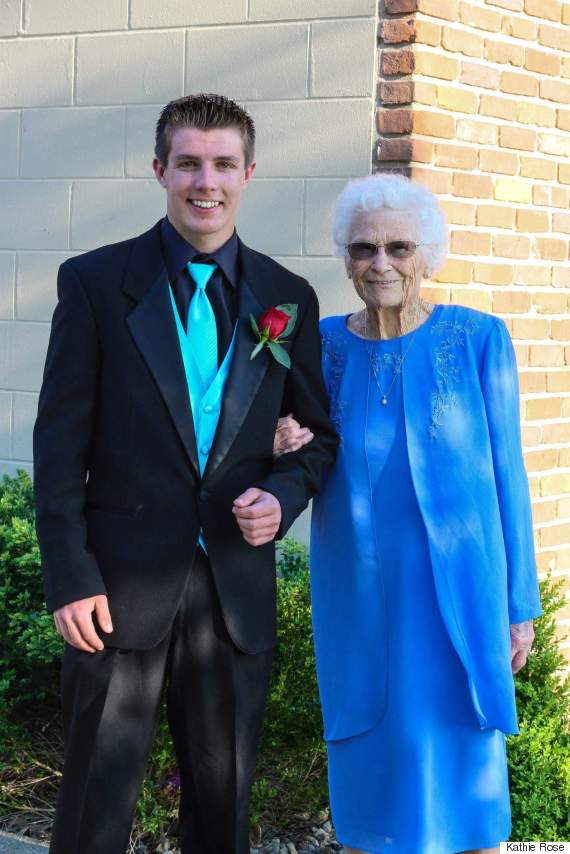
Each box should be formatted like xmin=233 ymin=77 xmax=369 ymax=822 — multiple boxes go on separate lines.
xmin=0 ymin=0 xmax=379 ymax=543
xmin=377 ymin=0 xmax=570 ymax=653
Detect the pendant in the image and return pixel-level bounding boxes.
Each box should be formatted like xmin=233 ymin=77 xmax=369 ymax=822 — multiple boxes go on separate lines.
xmin=381 ymin=395 xmax=388 ymax=406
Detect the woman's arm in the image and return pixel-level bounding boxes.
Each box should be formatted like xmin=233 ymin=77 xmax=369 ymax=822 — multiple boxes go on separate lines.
xmin=480 ymin=319 xmax=542 ymax=625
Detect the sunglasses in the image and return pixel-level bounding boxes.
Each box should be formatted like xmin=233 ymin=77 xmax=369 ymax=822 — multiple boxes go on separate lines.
xmin=346 ymin=241 xmax=424 ymax=260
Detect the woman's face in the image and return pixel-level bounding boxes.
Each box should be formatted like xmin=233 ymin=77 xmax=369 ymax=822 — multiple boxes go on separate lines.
xmin=345 ymin=209 xmax=427 ymax=312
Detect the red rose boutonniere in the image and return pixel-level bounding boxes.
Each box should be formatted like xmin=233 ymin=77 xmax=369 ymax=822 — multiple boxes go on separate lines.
xmin=250 ymin=304 xmax=298 ymax=369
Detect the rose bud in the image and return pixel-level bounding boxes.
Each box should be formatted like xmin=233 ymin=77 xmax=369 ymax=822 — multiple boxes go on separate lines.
xmin=258 ymin=307 xmax=291 ymax=340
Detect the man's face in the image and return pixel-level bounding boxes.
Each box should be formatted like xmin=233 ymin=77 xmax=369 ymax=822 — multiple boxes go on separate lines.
xmin=153 ymin=126 xmax=255 ymax=250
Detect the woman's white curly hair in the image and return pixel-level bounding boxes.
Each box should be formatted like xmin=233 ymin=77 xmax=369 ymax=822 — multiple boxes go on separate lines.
xmin=332 ymin=173 xmax=449 ymax=275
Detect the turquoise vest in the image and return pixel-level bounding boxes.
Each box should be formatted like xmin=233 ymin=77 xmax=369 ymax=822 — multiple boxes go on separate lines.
xmin=169 ymin=287 xmax=237 ymax=551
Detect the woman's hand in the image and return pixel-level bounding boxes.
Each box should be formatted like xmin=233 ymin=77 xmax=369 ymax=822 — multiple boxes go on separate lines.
xmin=510 ymin=620 xmax=534 ymax=673
xmin=273 ymin=413 xmax=313 ymax=458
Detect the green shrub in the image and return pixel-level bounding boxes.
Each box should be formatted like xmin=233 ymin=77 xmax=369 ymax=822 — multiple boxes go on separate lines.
xmin=0 ymin=471 xmax=569 ymax=846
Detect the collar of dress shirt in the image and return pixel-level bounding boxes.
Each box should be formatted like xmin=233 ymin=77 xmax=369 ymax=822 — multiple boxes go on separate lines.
xmin=160 ymin=216 xmax=239 ymax=288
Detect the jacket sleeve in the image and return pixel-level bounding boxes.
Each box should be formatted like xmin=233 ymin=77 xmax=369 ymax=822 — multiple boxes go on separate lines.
xmin=253 ymin=288 xmax=339 ymax=538
xmin=480 ymin=318 xmax=542 ymax=623
xmin=33 ymin=261 xmax=107 ymax=613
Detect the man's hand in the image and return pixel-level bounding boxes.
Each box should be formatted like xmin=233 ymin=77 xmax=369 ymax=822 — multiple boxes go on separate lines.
xmin=273 ymin=413 xmax=314 ymax=458
xmin=53 ymin=594 xmax=113 ymax=653
xmin=510 ymin=620 xmax=534 ymax=674
xmin=232 ymin=488 xmax=282 ymax=546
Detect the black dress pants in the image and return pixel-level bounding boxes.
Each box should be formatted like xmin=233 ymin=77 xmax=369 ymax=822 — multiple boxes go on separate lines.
xmin=48 ymin=549 xmax=273 ymax=854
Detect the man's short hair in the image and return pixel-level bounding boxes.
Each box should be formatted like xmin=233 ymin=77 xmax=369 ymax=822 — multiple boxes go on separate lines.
xmin=155 ymin=94 xmax=256 ymax=167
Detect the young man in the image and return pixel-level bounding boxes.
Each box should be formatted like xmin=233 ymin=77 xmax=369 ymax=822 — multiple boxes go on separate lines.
xmin=33 ymin=94 xmax=338 ymax=854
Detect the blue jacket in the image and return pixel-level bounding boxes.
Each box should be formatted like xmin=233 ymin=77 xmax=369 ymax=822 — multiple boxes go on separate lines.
xmin=310 ymin=305 xmax=541 ymax=740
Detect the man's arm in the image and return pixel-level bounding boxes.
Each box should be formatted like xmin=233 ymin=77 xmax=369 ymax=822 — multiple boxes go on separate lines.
xmin=234 ymin=288 xmax=338 ymax=543
xmin=33 ymin=261 xmax=108 ymax=618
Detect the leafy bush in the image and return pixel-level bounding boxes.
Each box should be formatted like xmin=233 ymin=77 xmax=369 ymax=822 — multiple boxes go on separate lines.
xmin=0 ymin=471 xmax=569 ymax=847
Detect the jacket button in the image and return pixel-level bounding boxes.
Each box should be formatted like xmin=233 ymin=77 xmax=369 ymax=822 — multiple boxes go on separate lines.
xmin=200 ymin=444 xmax=210 ymax=455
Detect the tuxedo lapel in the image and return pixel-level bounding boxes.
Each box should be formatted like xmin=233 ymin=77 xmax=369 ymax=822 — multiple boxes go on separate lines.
xmin=203 ymin=245 xmax=271 ymax=482
xmin=124 ymin=223 xmax=200 ymax=476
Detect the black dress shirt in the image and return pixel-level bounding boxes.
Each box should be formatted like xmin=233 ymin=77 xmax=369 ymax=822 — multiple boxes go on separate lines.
xmin=160 ymin=217 xmax=240 ymax=365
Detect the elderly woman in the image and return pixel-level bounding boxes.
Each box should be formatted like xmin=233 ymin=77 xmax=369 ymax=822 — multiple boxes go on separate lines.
xmin=275 ymin=174 xmax=541 ymax=854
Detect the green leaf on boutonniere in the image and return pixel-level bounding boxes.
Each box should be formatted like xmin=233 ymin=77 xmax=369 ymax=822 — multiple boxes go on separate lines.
xmin=268 ymin=341 xmax=291 ymax=369
xmin=275 ymin=304 xmax=298 ymax=339
xmin=250 ymin=341 xmax=265 ymax=360
xmin=250 ymin=313 xmax=261 ymax=339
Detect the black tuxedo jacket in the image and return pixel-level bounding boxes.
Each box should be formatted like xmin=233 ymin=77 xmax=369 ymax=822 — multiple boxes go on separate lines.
xmin=33 ymin=221 xmax=338 ymax=652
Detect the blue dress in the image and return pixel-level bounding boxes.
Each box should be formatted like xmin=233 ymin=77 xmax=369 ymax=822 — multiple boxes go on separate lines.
xmin=313 ymin=312 xmax=512 ymax=853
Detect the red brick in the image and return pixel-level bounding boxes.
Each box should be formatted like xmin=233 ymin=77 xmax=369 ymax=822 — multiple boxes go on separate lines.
xmin=377 ymin=109 xmax=413 ymax=134
xmin=385 ymin=0 xmax=418 ymax=11
xmin=377 ymin=138 xmax=413 ymax=162
xmin=381 ymin=19 xmax=416 ymax=44
xmin=382 ymin=49 xmax=415 ymax=76
xmin=379 ymin=81 xmax=414 ymax=105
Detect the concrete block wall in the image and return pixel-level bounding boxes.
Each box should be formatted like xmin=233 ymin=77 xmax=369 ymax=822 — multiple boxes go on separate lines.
xmin=376 ymin=0 xmax=570 ymax=651
xmin=0 ymin=0 xmax=378 ymax=551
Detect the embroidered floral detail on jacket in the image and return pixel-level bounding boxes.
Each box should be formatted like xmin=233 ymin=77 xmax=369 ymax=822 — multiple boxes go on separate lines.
xmin=428 ymin=318 xmax=479 ymax=438
xmin=321 ymin=331 xmax=347 ymax=442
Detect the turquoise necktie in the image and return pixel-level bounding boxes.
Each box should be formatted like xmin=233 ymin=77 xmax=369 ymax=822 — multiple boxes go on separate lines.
xmin=187 ymin=262 xmax=218 ymax=390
